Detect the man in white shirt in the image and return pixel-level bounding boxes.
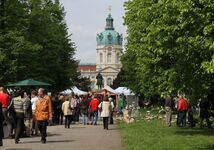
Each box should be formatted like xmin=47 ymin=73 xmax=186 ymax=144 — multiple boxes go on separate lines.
xmin=31 ymin=90 xmax=38 ymax=135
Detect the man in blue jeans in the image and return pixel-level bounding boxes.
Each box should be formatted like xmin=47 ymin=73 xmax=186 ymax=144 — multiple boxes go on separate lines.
xmin=90 ymin=95 xmax=100 ymax=125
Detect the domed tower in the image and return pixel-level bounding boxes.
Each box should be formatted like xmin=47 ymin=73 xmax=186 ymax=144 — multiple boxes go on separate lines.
xmin=96 ymin=12 xmax=123 ymax=86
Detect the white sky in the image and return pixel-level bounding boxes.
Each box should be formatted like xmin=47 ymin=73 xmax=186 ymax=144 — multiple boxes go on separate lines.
xmin=60 ymin=0 xmax=127 ymax=63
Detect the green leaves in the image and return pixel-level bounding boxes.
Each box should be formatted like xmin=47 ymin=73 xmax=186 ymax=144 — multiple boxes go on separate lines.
xmin=0 ymin=0 xmax=78 ymax=91
xmin=122 ymin=0 xmax=214 ymax=102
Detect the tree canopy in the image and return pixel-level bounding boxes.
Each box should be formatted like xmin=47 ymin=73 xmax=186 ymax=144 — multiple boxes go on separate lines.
xmin=122 ymin=0 xmax=214 ymax=102
xmin=0 ymin=0 xmax=78 ymax=91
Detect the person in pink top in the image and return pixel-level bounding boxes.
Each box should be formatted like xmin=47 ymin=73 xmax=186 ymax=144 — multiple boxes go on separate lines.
xmin=89 ymin=95 xmax=100 ymax=125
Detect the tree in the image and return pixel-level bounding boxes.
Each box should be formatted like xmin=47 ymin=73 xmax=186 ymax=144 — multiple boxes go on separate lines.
xmin=0 ymin=0 xmax=78 ymax=91
xmin=25 ymin=0 xmax=78 ymax=91
xmin=76 ymin=77 xmax=91 ymax=92
xmin=0 ymin=0 xmax=41 ymax=85
xmin=123 ymin=0 xmax=214 ymax=102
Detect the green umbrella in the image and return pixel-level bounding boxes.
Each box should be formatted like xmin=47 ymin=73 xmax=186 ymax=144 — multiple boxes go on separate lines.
xmin=6 ymin=79 xmax=51 ymax=87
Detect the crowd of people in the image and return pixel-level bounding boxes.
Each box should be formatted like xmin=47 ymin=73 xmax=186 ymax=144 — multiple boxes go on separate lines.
xmin=165 ymin=95 xmax=212 ymax=128
xmin=0 ymin=87 xmax=123 ymax=146
xmin=1 ymin=85 xmax=211 ymax=147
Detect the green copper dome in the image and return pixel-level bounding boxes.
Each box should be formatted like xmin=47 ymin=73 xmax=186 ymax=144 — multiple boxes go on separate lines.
xmin=97 ymin=14 xmax=123 ymax=46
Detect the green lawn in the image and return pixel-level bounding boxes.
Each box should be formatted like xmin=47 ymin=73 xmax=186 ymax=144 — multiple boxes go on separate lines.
xmin=118 ymin=116 xmax=214 ymax=150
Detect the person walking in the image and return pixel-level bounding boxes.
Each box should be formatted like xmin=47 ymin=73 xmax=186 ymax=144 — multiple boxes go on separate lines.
xmin=31 ymin=90 xmax=38 ymax=136
xmin=177 ymin=95 xmax=188 ymax=127
xmin=89 ymin=95 xmax=100 ymax=125
xmin=69 ymin=93 xmax=77 ymax=124
xmin=165 ymin=96 xmax=173 ymax=127
xmin=35 ymin=88 xmax=53 ymax=144
xmin=109 ymin=97 xmax=115 ymax=124
xmin=0 ymin=102 xmax=3 ymax=146
xmin=62 ymin=96 xmax=73 ymax=128
xmin=74 ymin=95 xmax=81 ymax=122
xmin=80 ymin=96 xmax=89 ymax=125
xmin=0 ymin=87 xmax=11 ymax=132
xmin=23 ymin=92 xmax=33 ymax=137
xmin=58 ymin=94 xmax=64 ymax=125
xmin=99 ymin=96 xmax=111 ymax=130
xmin=12 ymin=90 xmax=25 ymax=144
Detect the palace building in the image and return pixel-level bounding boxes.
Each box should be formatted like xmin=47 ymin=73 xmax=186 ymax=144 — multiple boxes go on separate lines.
xmin=78 ymin=12 xmax=123 ymax=89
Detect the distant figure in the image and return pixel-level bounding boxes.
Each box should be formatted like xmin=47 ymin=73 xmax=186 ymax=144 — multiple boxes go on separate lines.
xmin=119 ymin=94 xmax=126 ymax=115
xmin=62 ymin=96 xmax=73 ymax=128
xmin=199 ymin=98 xmax=211 ymax=129
xmin=31 ymin=90 xmax=38 ymax=135
xmin=0 ymin=102 xmax=3 ymax=146
xmin=109 ymin=97 xmax=115 ymax=124
xmin=188 ymin=105 xmax=196 ymax=127
xmin=89 ymin=95 xmax=100 ymax=125
xmin=35 ymin=88 xmax=53 ymax=144
xmin=0 ymin=87 xmax=11 ymax=130
xmin=96 ymin=72 xmax=103 ymax=90
xmin=23 ymin=92 xmax=32 ymax=137
xmin=177 ymin=96 xmax=188 ymax=127
xmin=12 ymin=90 xmax=25 ymax=144
xmin=165 ymin=96 xmax=173 ymax=127
xmin=80 ymin=96 xmax=89 ymax=125
xmin=99 ymin=96 xmax=111 ymax=130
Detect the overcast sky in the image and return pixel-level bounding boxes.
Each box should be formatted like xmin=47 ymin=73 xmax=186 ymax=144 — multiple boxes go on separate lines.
xmin=60 ymin=0 xmax=127 ymax=63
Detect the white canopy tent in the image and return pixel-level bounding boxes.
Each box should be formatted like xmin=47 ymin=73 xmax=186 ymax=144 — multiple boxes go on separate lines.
xmin=61 ymin=86 xmax=88 ymax=95
xmin=115 ymin=87 xmax=134 ymax=95
xmin=103 ymin=85 xmax=117 ymax=94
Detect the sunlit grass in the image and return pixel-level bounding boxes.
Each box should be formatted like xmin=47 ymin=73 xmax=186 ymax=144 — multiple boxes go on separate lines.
xmin=118 ymin=114 xmax=214 ymax=150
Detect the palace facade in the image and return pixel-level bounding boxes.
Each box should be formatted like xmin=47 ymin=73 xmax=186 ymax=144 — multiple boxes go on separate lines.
xmin=78 ymin=13 xmax=123 ymax=89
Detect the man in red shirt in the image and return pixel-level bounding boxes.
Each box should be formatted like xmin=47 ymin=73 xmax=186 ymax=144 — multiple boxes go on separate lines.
xmin=177 ymin=95 xmax=188 ymax=127
xmin=89 ymin=95 xmax=100 ymax=125
xmin=0 ymin=87 xmax=9 ymax=109
xmin=0 ymin=87 xmax=10 ymax=121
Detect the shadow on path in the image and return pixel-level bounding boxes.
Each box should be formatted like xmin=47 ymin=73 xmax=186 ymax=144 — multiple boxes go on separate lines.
xmin=47 ymin=133 xmax=62 ymax=137
xmin=22 ymin=140 xmax=75 ymax=144
xmin=5 ymin=149 xmax=31 ymax=150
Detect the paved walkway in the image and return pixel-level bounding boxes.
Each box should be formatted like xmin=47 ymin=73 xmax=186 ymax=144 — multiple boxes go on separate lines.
xmin=2 ymin=122 xmax=122 ymax=150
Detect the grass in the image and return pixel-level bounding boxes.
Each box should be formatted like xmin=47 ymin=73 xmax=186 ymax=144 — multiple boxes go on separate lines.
xmin=118 ymin=111 xmax=214 ymax=150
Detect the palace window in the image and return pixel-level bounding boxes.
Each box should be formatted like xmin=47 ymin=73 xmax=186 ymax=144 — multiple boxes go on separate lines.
xmin=100 ymin=53 xmax=103 ymax=63
xmin=107 ymin=53 xmax=111 ymax=63
xmin=107 ymin=78 xmax=112 ymax=86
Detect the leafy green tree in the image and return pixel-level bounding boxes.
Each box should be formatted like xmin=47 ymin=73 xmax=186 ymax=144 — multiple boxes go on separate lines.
xmin=0 ymin=0 xmax=40 ymax=85
xmin=76 ymin=76 xmax=91 ymax=92
xmin=123 ymin=0 xmax=214 ymax=102
xmin=0 ymin=0 xmax=78 ymax=91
